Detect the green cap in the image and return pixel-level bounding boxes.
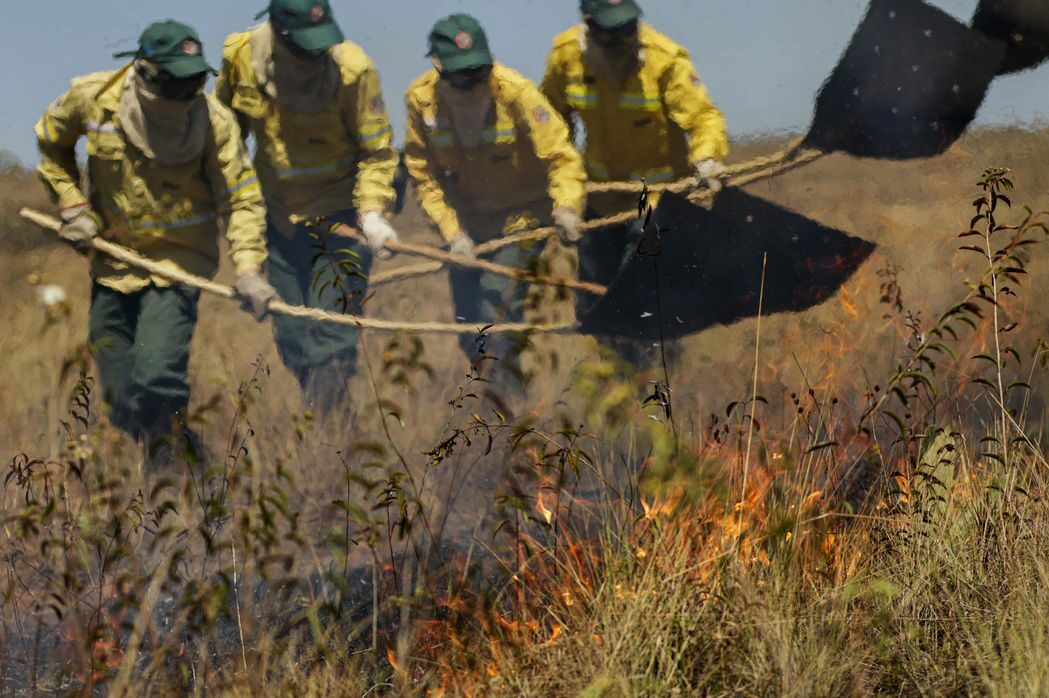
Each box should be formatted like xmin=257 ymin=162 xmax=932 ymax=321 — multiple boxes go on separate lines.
xmin=581 ymin=0 xmax=642 ymax=29
xmin=256 ymin=0 xmax=344 ymax=52
xmin=427 ymin=14 xmax=494 ymax=73
xmin=114 ymin=20 xmax=214 ymax=77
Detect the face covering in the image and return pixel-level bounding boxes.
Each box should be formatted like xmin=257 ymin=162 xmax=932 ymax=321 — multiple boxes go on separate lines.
xmin=118 ymin=61 xmax=209 ymax=165
xmin=584 ymin=20 xmax=642 ymax=85
xmin=251 ymin=23 xmax=340 ymax=113
xmin=435 ymin=71 xmax=494 ymax=148
xmin=441 ymin=65 xmax=493 ymax=91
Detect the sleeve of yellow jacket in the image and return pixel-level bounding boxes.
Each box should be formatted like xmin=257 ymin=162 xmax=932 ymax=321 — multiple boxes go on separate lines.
xmin=345 ymin=65 xmax=398 ymax=214
xmin=213 ymin=33 xmax=252 ymax=140
xmin=509 ymin=80 xmax=587 ymax=216
xmin=403 ymin=88 xmax=462 ymax=242
xmin=662 ymin=49 xmax=729 ymax=164
xmin=34 ymin=77 xmax=92 ymax=214
xmin=203 ymin=98 xmax=268 ymax=275
xmin=539 ymin=43 xmax=575 ymax=143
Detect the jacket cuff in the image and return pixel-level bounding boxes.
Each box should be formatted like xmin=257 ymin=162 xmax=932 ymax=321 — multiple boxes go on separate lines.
xmin=232 ymin=254 xmax=267 ymax=278
xmin=57 ymin=196 xmax=91 ymax=219
xmin=554 ymin=199 xmax=586 ymax=217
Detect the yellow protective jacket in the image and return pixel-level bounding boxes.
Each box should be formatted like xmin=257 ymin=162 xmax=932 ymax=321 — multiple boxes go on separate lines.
xmin=35 ymin=66 xmax=267 ymax=294
xmin=404 ymin=63 xmax=586 ymax=242
xmin=542 ymin=23 xmax=728 ymax=191
xmin=216 ymin=29 xmax=398 ymax=234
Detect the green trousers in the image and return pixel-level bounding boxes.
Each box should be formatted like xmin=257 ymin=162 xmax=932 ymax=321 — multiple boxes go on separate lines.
xmin=576 ymin=210 xmax=643 ymax=318
xmin=449 ymin=243 xmax=534 ymax=360
xmin=89 ymin=283 xmax=200 ymax=437
xmin=265 ymin=212 xmax=372 ymax=413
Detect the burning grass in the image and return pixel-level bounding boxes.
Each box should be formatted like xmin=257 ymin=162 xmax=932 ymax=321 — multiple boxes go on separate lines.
xmin=4 ymin=158 xmax=1049 ymax=696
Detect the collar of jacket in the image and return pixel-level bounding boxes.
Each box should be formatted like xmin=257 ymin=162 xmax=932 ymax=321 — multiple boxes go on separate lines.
xmin=93 ymin=63 xmax=134 ymax=114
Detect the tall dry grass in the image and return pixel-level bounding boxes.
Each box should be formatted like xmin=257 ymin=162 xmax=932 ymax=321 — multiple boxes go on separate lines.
xmin=3 ymin=144 xmax=1049 ymax=697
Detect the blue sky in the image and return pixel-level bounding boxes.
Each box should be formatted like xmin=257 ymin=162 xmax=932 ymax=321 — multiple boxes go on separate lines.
xmin=3 ymin=0 xmax=1047 ymax=165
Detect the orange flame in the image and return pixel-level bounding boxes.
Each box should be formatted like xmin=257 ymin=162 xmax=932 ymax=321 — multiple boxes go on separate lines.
xmin=536 ymin=491 xmax=555 ymax=525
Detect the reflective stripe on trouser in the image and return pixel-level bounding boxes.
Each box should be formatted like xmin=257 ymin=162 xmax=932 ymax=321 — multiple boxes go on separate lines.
xmin=265 ymin=210 xmax=372 ymax=412
xmin=88 ymin=283 xmax=200 ymax=437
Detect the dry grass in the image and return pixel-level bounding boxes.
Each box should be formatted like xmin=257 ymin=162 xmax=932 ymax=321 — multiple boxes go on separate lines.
xmin=3 ymin=134 xmax=1049 ymax=696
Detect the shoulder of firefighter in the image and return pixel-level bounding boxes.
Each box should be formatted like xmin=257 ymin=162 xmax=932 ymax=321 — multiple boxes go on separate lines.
xmin=638 ymin=24 xmax=729 ymax=163
xmin=217 ymin=28 xmax=397 ymax=219
xmin=35 ymin=68 xmax=267 ymax=290
xmin=218 ymin=29 xmax=382 ymax=96
xmin=549 ymin=25 xmax=583 ymax=57
xmin=493 ymin=64 xmax=586 ymax=214
xmin=405 ymin=68 xmax=440 ymax=108
xmin=34 ymin=70 xmax=120 ymax=213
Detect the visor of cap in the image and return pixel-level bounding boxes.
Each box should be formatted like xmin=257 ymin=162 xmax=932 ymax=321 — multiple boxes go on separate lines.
xmin=591 ymin=3 xmax=641 ymax=29
xmin=439 ymin=47 xmax=493 ymax=73
xmin=160 ymin=54 xmax=216 ymax=78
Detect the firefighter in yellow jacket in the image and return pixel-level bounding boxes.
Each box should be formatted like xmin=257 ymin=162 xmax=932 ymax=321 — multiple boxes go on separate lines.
xmin=216 ymin=0 xmax=400 ymax=414
xmin=405 ymin=14 xmax=586 ymax=358
xmin=35 ymin=20 xmax=272 ymax=442
xmin=542 ymin=0 xmax=729 ymax=308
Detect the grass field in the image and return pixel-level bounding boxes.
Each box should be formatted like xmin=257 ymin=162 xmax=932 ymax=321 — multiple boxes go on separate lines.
xmin=3 ymin=129 xmax=1049 ymax=695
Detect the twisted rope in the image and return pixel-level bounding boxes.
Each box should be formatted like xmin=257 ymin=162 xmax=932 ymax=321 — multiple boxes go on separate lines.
xmin=371 ymin=143 xmax=824 ymax=288
xmin=19 ymin=208 xmax=577 ymax=336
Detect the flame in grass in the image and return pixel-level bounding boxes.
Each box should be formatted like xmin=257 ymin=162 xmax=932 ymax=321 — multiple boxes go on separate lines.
xmin=535 ymin=491 xmax=555 ymax=525
xmin=420 ymin=458 xmax=853 ymax=695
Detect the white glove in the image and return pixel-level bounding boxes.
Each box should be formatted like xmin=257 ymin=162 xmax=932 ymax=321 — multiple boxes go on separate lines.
xmin=552 ymin=206 xmax=584 ymax=243
xmin=359 ymin=211 xmax=399 ymax=260
xmin=59 ymin=207 xmax=101 ymax=252
xmin=695 ymin=159 xmax=726 ymax=194
xmin=234 ymin=270 xmax=278 ymax=320
xmin=448 ymin=232 xmax=475 ymax=260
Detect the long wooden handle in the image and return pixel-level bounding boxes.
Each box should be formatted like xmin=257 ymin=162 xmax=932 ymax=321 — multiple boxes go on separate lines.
xmin=18 ymin=207 xmax=577 ymax=335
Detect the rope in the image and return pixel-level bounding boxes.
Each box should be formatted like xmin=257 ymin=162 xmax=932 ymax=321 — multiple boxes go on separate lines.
xmin=371 ymin=144 xmax=825 ymax=288
xmin=370 ymin=210 xmax=636 ymax=287
xmin=19 ymin=208 xmax=577 ymax=336
xmin=583 ymin=135 xmax=808 ymax=195
xmin=331 ymin=222 xmax=605 ymax=296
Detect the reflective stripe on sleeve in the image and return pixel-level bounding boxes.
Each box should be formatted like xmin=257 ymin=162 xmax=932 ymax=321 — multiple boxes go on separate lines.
xmin=566 ymin=87 xmax=597 ymax=108
xmin=481 ymin=126 xmax=516 ymax=145
xmin=618 ymin=93 xmax=662 ymax=111
xmin=359 ymin=123 xmax=393 ymax=145
xmin=222 ymin=173 xmax=259 ymax=196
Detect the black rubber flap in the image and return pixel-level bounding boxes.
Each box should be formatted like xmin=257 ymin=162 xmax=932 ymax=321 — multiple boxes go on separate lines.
xmin=578 ymin=189 xmax=876 ymax=341
xmin=973 ymin=0 xmax=1049 ymax=74
xmin=804 ymin=0 xmax=1006 ymax=159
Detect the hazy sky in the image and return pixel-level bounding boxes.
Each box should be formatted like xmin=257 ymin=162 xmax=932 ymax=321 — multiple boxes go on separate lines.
xmin=3 ymin=0 xmax=1048 ymax=165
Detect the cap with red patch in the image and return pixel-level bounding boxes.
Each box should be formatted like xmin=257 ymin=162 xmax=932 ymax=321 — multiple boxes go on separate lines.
xmin=427 ymin=14 xmax=494 ymax=73
xmin=257 ymin=0 xmax=344 ymax=52
xmin=113 ymin=20 xmax=215 ymax=77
